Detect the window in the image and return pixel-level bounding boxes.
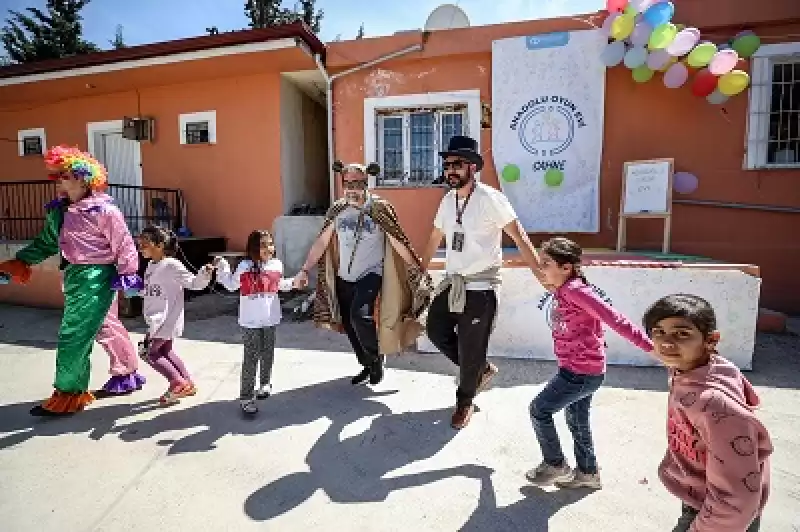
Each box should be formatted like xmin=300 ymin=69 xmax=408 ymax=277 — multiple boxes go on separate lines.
xmin=17 ymin=127 xmax=46 ymax=157
xmin=364 ymin=90 xmax=482 ymax=187
xmin=746 ymin=43 xmax=800 ymax=168
xmin=179 ymin=111 xmax=216 ymax=145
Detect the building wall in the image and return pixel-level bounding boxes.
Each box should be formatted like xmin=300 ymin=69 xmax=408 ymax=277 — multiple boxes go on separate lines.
xmin=330 ymin=19 xmax=800 ymax=313
xmin=279 ymin=77 xmax=328 ymax=215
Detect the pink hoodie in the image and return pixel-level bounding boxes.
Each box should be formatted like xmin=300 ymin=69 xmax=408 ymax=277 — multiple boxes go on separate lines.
xmin=659 ymin=355 xmax=772 ymax=531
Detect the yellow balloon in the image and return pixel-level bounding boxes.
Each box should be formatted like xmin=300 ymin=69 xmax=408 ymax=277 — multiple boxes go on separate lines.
xmin=718 ymin=70 xmax=750 ymax=96
xmin=611 ymin=13 xmax=635 ymax=40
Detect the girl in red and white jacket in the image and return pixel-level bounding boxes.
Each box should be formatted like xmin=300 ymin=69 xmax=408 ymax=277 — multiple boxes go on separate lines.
xmin=216 ymin=230 xmax=296 ymax=415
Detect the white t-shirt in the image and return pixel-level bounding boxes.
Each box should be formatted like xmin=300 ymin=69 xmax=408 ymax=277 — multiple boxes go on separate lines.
xmin=142 ymin=257 xmax=213 ymax=339
xmin=216 ymin=258 xmax=294 ymax=328
xmin=433 ymin=182 xmax=517 ymax=289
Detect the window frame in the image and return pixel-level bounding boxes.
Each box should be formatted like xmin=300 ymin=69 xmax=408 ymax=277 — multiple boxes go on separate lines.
xmin=745 ymin=42 xmax=800 ymax=169
xmin=364 ymin=90 xmax=482 ymax=188
xmin=17 ymin=127 xmax=46 ymax=157
xmin=179 ymin=110 xmax=217 ymax=145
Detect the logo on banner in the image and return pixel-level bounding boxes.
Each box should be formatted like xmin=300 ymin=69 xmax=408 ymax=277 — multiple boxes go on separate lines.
xmin=509 ymin=95 xmax=587 ymax=173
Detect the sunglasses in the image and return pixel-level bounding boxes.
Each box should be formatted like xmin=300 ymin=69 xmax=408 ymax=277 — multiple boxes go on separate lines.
xmin=342 ymin=180 xmax=367 ymax=190
xmin=442 ymin=159 xmax=469 ymax=170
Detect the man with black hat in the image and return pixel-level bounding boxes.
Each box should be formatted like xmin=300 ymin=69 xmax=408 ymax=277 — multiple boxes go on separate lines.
xmin=296 ymin=162 xmax=432 ymax=386
xmin=421 ymin=135 xmax=546 ymax=429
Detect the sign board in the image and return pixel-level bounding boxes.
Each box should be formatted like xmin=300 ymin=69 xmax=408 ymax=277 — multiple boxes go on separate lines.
xmin=617 ymin=158 xmax=674 ymax=253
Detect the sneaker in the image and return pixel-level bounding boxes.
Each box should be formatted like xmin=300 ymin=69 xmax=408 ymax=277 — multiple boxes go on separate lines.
xmin=555 ymin=470 xmax=603 ymax=490
xmin=240 ymin=398 xmax=258 ymax=415
xmin=369 ymin=362 xmax=384 ymax=385
xmin=351 ymin=367 xmax=371 ymax=385
xmin=256 ymin=384 xmax=272 ymax=400
xmin=159 ymin=389 xmax=181 ymax=406
xmin=525 ymin=461 xmax=573 ymax=486
xmin=451 ymin=404 xmax=474 ymax=429
xmin=173 ymin=383 xmax=197 ymax=399
xmin=477 ymin=362 xmax=499 ymax=393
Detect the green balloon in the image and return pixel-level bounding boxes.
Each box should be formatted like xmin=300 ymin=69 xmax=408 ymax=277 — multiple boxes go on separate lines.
xmin=544 ymin=168 xmax=564 ymax=187
xmin=687 ymin=42 xmax=717 ymax=68
xmin=732 ymin=34 xmax=761 ymax=58
xmin=632 ymin=65 xmax=654 ymax=83
xmin=501 ymin=164 xmax=521 ymax=183
xmin=649 ymin=23 xmax=677 ymax=50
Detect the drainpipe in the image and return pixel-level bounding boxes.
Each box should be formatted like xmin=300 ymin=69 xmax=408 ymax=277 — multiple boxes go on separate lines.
xmin=314 ymin=43 xmax=424 ymax=205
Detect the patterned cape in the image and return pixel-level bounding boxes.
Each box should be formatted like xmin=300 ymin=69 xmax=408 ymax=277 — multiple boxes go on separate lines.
xmin=312 ymin=196 xmax=433 ymax=355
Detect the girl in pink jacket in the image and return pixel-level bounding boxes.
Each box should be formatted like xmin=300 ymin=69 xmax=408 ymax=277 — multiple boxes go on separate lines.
xmin=643 ymin=294 xmax=772 ymax=532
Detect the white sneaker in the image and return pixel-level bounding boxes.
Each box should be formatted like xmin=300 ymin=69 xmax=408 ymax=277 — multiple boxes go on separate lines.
xmin=240 ymin=398 xmax=258 ymax=415
xmin=555 ymin=470 xmax=603 ymax=489
xmin=525 ymin=461 xmax=573 ymax=486
xmin=256 ymin=384 xmax=272 ymax=399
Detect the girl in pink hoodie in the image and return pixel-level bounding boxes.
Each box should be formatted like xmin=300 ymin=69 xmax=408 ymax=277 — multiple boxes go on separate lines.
xmin=526 ymin=237 xmax=654 ymax=489
xmin=643 ymin=294 xmax=772 ymax=532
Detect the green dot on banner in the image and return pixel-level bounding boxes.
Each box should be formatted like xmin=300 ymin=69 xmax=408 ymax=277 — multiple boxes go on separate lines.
xmin=501 ymin=164 xmax=521 ymax=183
xmin=544 ymin=168 xmax=564 ymax=187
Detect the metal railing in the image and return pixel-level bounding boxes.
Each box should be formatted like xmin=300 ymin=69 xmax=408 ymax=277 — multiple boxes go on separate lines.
xmin=0 ymin=180 xmax=184 ymax=240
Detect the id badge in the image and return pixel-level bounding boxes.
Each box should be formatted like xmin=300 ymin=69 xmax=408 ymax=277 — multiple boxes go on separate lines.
xmin=452 ymin=230 xmax=465 ymax=252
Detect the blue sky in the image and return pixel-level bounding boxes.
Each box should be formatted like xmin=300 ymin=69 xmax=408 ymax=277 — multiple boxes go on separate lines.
xmin=2 ymin=0 xmax=603 ymax=48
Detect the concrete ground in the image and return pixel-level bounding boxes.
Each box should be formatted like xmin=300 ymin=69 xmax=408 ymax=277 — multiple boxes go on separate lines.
xmin=0 ymin=296 xmax=798 ymax=532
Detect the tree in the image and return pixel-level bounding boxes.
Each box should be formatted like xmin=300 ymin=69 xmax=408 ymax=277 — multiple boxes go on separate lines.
xmin=1 ymin=0 xmax=98 ymax=64
xmin=109 ymin=24 xmax=125 ymax=49
xmin=243 ymin=0 xmax=323 ymax=34
xmin=356 ymin=23 xmax=364 ymax=39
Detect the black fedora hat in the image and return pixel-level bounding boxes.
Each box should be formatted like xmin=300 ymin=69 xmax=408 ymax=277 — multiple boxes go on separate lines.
xmin=438 ymin=135 xmax=483 ymax=171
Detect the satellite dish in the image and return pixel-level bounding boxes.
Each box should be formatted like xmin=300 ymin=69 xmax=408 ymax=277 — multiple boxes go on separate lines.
xmin=424 ymin=4 xmax=470 ymax=31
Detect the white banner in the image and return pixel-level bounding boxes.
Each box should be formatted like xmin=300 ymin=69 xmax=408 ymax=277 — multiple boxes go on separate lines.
xmin=492 ymin=30 xmax=606 ymax=232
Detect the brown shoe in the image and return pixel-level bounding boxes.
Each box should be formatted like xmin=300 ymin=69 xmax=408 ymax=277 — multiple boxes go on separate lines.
xmin=451 ymin=404 xmax=474 ymax=429
xmin=477 ymin=362 xmax=498 ymax=393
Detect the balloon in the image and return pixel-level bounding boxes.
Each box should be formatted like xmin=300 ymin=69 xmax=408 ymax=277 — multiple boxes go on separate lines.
xmin=667 ymin=27 xmax=700 ymax=56
xmin=630 ymin=0 xmax=656 ymax=11
xmin=630 ymin=22 xmax=652 ymax=47
xmin=732 ymin=33 xmax=761 ymax=58
xmin=606 ymin=0 xmax=627 ymax=12
xmin=709 ymin=49 xmax=739 ymax=75
xmin=647 ymin=48 xmax=672 ymax=70
xmin=642 ymin=1 xmax=674 ymax=27
xmin=610 ymin=13 xmax=636 ymax=40
xmin=624 ymin=46 xmax=648 ymax=69
xmin=501 ymin=164 xmax=521 ymax=183
xmin=649 ymin=23 xmax=677 ymax=49
xmin=624 ymin=4 xmax=639 ymax=17
xmin=706 ymin=89 xmax=730 ymax=105
xmin=544 ymin=169 xmax=564 ymax=187
xmin=692 ymin=69 xmax=718 ymax=97
xmin=632 ymin=65 xmax=654 ymax=83
xmin=663 ymin=62 xmax=689 ymax=88
xmin=600 ymin=40 xmax=627 ymax=67
xmin=602 ymin=12 xmax=621 ymax=36
xmin=673 ymin=172 xmax=698 ymax=194
xmin=687 ymin=42 xmax=717 ymax=68
xmin=718 ymin=70 xmax=750 ymax=96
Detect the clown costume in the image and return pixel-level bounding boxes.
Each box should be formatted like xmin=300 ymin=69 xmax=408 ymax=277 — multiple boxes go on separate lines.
xmin=0 ymin=146 xmax=145 ymax=416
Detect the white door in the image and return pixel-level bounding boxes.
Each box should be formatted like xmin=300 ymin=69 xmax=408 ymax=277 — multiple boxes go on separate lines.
xmin=94 ymin=131 xmax=144 ymax=233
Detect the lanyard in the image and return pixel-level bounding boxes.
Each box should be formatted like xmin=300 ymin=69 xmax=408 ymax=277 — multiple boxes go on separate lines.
xmin=454 ymin=187 xmax=474 ymax=226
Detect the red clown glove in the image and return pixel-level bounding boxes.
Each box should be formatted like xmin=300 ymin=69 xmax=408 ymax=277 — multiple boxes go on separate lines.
xmin=0 ymin=259 xmax=32 ymax=285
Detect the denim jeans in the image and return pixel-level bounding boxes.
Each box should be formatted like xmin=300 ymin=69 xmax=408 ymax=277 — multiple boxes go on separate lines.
xmin=530 ymin=367 xmax=605 ymax=474
xmin=672 ymin=504 xmax=761 ymax=532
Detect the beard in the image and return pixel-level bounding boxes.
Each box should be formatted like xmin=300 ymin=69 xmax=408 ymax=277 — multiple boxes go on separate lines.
xmin=446 ymin=173 xmax=471 ymax=190
xmin=344 ymin=190 xmax=365 ymax=204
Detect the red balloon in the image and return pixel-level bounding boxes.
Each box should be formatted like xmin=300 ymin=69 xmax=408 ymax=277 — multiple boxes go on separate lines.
xmin=692 ymin=69 xmax=718 ymax=97
xmin=606 ymin=0 xmax=627 ymax=12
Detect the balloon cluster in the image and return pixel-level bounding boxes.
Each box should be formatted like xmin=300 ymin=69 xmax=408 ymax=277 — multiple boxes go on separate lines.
xmin=600 ymin=0 xmax=761 ymax=104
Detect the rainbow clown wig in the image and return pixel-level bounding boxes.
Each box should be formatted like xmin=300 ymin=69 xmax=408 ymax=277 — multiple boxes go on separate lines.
xmin=44 ymin=145 xmax=108 ymax=191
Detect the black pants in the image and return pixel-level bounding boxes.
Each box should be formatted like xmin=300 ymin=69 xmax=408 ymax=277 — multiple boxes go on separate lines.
xmin=673 ymin=504 xmax=760 ymax=532
xmin=426 ymin=288 xmax=497 ymax=408
xmin=335 ymin=274 xmax=381 ymax=369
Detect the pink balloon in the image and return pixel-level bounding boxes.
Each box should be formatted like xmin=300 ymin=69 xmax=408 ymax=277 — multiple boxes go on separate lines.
xmin=630 ymin=22 xmax=653 ymax=47
xmin=647 ymin=48 xmax=671 ymax=70
xmin=673 ymin=172 xmax=698 ymax=194
xmin=602 ymin=12 xmax=621 ymax=36
xmin=663 ymin=62 xmax=689 ymax=88
xmin=666 ymin=28 xmax=700 ymax=57
xmin=709 ymin=49 xmax=739 ymax=75
xmin=606 ymin=0 xmax=627 ymax=12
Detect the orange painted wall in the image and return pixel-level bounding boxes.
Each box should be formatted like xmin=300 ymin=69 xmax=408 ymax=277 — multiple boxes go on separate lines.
xmin=330 ymin=16 xmax=800 ymax=313
xmin=1 ymin=73 xmax=285 ymax=251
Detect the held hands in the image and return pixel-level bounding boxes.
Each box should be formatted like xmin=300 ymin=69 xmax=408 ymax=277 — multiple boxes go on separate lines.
xmin=293 ymin=269 xmax=309 ymax=289
xmin=0 ymin=259 xmax=32 ymax=285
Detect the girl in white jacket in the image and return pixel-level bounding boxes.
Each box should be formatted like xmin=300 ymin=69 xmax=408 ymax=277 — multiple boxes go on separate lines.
xmin=216 ymin=230 xmax=295 ymax=415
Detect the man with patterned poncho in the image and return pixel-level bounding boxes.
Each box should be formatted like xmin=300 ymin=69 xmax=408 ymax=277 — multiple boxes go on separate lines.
xmin=294 ymin=162 xmax=433 ymax=386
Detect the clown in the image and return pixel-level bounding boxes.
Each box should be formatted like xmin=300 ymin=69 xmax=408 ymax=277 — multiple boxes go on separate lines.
xmin=295 ymin=161 xmax=432 ymax=385
xmin=0 ymin=145 xmax=145 ymax=416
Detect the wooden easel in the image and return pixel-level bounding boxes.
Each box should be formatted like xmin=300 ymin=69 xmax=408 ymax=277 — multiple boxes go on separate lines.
xmin=616 ymin=158 xmax=674 ymax=253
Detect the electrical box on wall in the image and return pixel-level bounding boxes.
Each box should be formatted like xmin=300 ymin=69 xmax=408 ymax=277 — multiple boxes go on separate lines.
xmin=122 ymin=117 xmax=155 ymax=142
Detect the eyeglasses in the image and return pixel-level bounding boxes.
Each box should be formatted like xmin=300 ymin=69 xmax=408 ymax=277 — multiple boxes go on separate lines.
xmin=342 ymin=180 xmax=367 ymax=190
xmin=442 ymin=159 xmax=468 ymax=170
